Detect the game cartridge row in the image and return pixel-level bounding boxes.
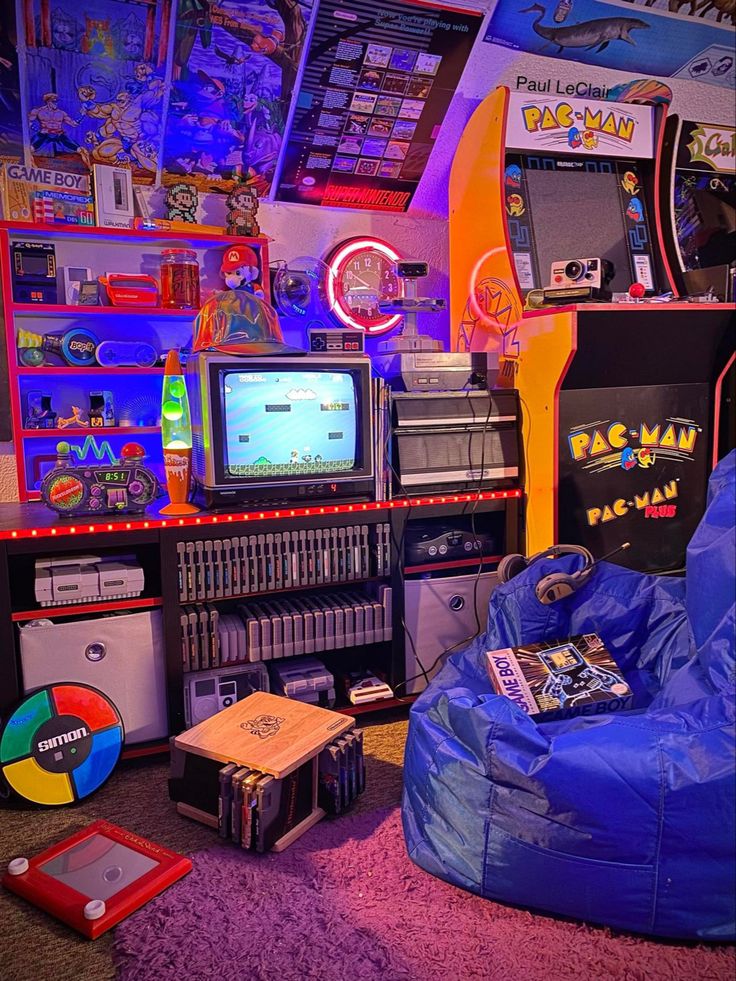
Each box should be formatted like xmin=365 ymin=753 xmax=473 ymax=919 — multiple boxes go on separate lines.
xmin=180 ymin=585 xmax=392 ymax=671
xmin=215 ymin=730 xmax=366 ymax=851
xmin=176 ymin=523 xmax=391 ymax=602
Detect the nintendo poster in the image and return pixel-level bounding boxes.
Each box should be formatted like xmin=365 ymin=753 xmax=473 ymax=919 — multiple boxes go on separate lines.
xmin=160 ymin=0 xmax=314 ymax=196
xmin=274 ymin=0 xmax=482 ymax=212
xmin=485 ymin=0 xmax=735 ymax=91
xmin=20 ymin=0 xmax=169 ymax=183
xmin=0 ymin=0 xmax=23 ymax=161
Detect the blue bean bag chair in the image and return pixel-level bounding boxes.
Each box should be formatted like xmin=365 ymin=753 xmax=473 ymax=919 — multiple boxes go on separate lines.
xmin=403 ymin=451 xmax=736 ymax=940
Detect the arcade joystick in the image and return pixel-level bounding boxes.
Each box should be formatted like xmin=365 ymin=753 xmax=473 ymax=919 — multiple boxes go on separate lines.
xmin=628 ymin=283 xmax=646 ymax=300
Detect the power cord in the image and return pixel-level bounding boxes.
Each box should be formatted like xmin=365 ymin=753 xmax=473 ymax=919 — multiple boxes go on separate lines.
xmin=393 ymin=388 xmax=497 ymax=697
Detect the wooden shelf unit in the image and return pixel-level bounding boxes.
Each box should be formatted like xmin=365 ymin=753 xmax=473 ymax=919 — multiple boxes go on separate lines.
xmin=0 ymin=493 xmax=523 ymax=732
xmin=0 ymin=222 xmax=269 ymax=502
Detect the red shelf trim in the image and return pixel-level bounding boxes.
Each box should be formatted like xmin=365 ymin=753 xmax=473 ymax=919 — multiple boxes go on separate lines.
xmin=12 ymin=303 xmax=198 ymax=317
xmin=17 ymin=366 xmax=165 ymax=375
xmin=0 ymin=490 xmax=523 ymax=542
xmin=404 ymin=554 xmax=502 ymax=575
xmin=21 ymin=425 xmax=161 ymax=438
xmin=11 ymin=596 xmax=163 ymax=622
xmin=0 ymin=220 xmax=267 ymax=247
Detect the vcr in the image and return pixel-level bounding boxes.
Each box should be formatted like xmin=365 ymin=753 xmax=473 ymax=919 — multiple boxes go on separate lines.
xmin=389 ymin=390 xmax=521 ymax=496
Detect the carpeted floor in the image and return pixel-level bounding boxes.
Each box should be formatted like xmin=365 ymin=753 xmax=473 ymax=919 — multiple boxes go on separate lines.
xmin=1 ymin=712 xmax=733 ymax=981
xmin=0 ymin=712 xmax=407 ymax=981
xmin=113 ymin=807 xmax=736 ymax=981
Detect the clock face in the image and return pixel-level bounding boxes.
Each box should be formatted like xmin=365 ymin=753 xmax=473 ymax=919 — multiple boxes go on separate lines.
xmin=325 ymin=238 xmax=404 ymax=334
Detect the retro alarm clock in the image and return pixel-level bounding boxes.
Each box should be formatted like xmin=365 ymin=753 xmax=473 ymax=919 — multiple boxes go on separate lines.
xmin=41 ymin=442 xmax=158 ymax=516
xmin=324 ymin=237 xmax=404 ymax=334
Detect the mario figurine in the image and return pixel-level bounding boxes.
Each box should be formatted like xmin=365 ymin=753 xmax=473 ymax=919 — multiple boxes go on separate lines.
xmin=220 ymin=245 xmax=264 ymax=297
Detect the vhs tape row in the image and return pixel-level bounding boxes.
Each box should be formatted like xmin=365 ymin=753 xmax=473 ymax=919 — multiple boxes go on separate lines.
xmin=180 ymin=585 xmax=392 ymax=671
xmin=176 ymin=523 xmax=391 ymax=603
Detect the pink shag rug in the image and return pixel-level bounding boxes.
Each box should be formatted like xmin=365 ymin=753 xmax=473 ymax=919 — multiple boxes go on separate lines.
xmin=113 ymin=808 xmax=734 ymax=981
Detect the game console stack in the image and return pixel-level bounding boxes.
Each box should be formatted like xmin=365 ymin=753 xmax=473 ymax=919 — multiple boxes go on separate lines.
xmin=170 ymin=692 xmax=366 ymax=853
xmin=34 ymin=555 xmax=145 ymax=606
xmin=175 ymin=523 xmax=390 ymax=602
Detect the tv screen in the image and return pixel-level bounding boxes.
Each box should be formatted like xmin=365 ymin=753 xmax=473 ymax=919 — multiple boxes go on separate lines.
xmin=524 ymin=168 xmax=635 ymax=294
xmin=221 ymin=369 xmax=359 ymax=479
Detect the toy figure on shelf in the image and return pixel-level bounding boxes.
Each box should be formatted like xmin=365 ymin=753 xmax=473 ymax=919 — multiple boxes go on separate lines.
xmin=220 ymin=245 xmax=264 ymax=297
xmin=57 ymin=406 xmax=89 ymax=429
xmin=40 ymin=441 xmax=158 ymax=516
xmin=164 ymin=182 xmax=199 ymax=224
xmin=225 ymin=183 xmax=260 ymax=237
xmin=25 ymin=392 xmax=57 ymax=430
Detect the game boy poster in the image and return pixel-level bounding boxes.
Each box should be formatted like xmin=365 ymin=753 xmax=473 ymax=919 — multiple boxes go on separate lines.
xmin=558 ymin=384 xmax=710 ymax=573
xmin=274 ymin=0 xmax=481 ymax=212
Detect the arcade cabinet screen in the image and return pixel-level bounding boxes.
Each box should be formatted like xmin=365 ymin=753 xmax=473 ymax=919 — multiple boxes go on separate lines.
xmin=525 ymin=169 xmax=634 ymax=294
xmin=221 ymin=370 xmax=358 ymax=479
xmin=675 ymin=175 xmax=736 ymax=270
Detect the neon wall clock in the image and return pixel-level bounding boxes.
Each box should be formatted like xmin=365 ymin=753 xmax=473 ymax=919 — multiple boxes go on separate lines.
xmin=324 ymin=237 xmax=404 ymax=335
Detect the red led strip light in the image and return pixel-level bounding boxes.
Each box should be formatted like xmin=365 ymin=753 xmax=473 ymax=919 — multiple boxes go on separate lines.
xmin=0 ymin=490 xmax=523 ymax=542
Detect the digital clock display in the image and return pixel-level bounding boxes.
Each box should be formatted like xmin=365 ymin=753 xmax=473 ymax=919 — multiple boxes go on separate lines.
xmin=93 ymin=470 xmax=130 ymax=485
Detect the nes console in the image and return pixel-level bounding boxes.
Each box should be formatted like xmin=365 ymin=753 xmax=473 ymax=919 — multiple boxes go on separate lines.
xmin=373 ymin=350 xmax=499 ymax=392
xmin=34 ymin=555 xmax=145 ymax=606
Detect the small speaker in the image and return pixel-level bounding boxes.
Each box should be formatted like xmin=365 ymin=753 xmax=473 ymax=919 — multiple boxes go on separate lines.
xmin=403 ymin=571 xmax=497 ymax=694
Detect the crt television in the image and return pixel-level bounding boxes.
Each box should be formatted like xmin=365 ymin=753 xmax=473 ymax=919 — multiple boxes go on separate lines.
xmin=187 ymin=353 xmax=374 ymax=507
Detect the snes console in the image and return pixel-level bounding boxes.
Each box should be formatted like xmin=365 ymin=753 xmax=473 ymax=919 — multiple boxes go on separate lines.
xmin=34 ymin=555 xmax=145 ymax=606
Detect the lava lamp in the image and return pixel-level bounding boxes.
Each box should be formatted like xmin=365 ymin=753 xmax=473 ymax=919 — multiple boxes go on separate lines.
xmin=160 ymin=349 xmax=199 ymax=515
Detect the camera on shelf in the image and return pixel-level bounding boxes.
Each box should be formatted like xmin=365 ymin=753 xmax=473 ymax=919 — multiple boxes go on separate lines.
xmin=549 ymin=258 xmax=615 ymax=291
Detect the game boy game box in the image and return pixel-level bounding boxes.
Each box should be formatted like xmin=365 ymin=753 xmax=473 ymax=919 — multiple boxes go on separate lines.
xmin=485 ymin=634 xmax=632 ymax=720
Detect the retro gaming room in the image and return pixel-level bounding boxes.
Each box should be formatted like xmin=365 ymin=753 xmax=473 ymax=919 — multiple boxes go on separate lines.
xmin=0 ymin=1 xmax=734 ymax=978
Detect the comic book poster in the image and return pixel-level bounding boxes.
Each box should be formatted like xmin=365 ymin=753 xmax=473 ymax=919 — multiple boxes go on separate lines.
xmin=21 ymin=0 xmax=169 ymax=182
xmin=160 ymin=0 xmax=314 ymax=196
xmin=274 ymin=0 xmax=482 ymax=212
xmin=0 ymin=0 xmax=23 ymax=160
xmin=485 ymin=0 xmax=735 ymax=91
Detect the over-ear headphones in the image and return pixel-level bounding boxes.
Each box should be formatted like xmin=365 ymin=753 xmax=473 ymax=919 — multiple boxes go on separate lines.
xmin=498 ymin=544 xmax=596 ymax=605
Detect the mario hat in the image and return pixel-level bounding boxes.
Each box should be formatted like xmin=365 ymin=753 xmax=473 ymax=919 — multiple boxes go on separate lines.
xmin=221 ymin=245 xmax=259 ymax=275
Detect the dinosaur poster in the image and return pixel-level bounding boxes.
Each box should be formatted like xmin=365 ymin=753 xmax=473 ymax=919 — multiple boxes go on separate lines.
xmin=484 ymin=0 xmax=735 ymax=90
xmin=160 ymin=0 xmax=313 ymax=196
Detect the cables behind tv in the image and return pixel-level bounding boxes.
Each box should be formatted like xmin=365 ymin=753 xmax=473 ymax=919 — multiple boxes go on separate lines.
xmin=393 ymin=387 xmax=497 ymax=698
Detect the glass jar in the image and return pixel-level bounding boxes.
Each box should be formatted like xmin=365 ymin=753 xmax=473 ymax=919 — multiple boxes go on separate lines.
xmin=160 ymin=249 xmax=201 ymax=309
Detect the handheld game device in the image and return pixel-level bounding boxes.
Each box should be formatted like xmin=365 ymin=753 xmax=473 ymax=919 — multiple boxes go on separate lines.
xmin=2 ymin=819 xmax=192 ymax=938
xmin=98 ymin=273 xmax=159 ymax=307
xmin=41 ymin=442 xmax=158 ymax=516
xmin=539 ymin=643 xmax=625 ymax=707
